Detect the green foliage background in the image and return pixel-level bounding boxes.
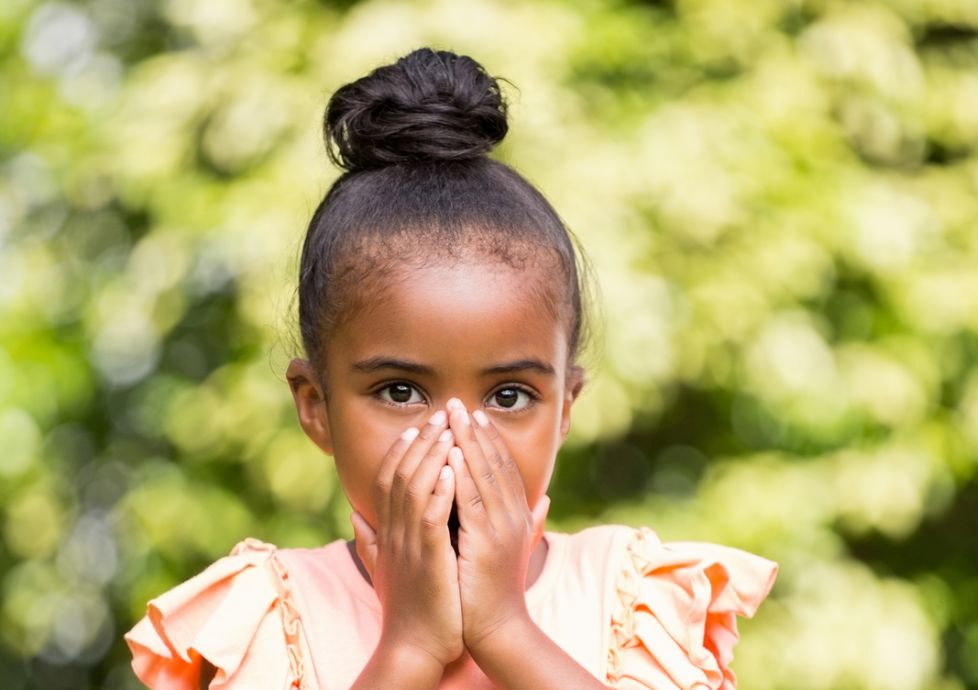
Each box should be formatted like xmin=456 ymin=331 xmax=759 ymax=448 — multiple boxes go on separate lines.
xmin=2 ymin=0 xmax=978 ymax=687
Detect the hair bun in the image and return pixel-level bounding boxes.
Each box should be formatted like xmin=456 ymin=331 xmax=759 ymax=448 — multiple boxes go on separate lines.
xmin=324 ymin=48 xmax=509 ymax=172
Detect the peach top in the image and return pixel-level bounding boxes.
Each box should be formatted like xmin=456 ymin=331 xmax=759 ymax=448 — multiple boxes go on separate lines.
xmin=125 ymin=524 xmax=777 ymax=689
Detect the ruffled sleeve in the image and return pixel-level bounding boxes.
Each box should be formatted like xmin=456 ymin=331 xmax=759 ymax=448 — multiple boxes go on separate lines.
xmin=607 ymin=528 xmax=777 ymax=690
xmin=124 ymin=538 xmax=308 ymax=690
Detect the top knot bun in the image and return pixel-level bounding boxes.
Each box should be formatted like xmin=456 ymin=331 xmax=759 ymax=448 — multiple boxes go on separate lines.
xmin=324 ymin=48 xmax=509 ymax=172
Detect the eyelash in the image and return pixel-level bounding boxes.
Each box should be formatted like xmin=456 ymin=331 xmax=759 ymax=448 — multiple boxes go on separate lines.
xmin=371 ymin=381 xmax=539 ymax=413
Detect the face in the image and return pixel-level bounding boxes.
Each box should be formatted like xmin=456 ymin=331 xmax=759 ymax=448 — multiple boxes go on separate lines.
xmin=287 ymin=258 xmax=584 ymax=530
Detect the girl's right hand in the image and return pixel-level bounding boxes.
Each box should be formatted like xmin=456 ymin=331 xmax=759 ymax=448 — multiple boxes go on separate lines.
xmin=349 ymin=410 xmax=463 ymax=671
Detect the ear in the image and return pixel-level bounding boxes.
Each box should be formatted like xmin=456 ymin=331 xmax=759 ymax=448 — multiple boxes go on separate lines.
xmin=286 ymin=358 xmax=334 ymax=456
xmin=559 ymin=365 xmax=586 ymax=439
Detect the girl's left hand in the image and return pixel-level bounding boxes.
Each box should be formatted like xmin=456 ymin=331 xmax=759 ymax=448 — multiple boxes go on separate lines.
xmin=445 ymin=399 xmax=549 ymax=653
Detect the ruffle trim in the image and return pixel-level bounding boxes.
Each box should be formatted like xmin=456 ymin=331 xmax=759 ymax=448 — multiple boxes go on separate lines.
xmin=125 ymin=538 xmax=308 ymax=689
xmin=260 ymin=543 xmax=306 ymax=688
xmin=606 ymin=528 xmax=777 ymax=690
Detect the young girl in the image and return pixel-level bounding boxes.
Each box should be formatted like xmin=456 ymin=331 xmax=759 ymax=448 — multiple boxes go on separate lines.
xmin=124 ymin=48 xmax=777 ymax=689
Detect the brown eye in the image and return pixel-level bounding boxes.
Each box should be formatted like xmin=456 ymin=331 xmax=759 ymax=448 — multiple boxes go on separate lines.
xmin=494 ymin=389 xmax=519 ymax=408
xmin=389 ymin=384 xmax=412 ymax=403
xmin=378 ymin=383 xmax=423 ymax=406
xmin=487 ymin=387 xmax=534 ymax=412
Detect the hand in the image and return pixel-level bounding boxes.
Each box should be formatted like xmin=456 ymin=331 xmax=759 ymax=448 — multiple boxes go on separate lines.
xmin=445 ymin=399 xmax=550 ymax=654
xmin=349 ymin=410 xmax=464 ymax=670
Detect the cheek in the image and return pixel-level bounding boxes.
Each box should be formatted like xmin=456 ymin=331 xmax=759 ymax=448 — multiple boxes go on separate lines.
xmin=330 ymin=410 xmax=405 ymax=520
xmin=500 ymin=421 xmax=560 ymax=504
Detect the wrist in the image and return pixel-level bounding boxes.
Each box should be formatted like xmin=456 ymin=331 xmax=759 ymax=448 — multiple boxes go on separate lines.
xmin=377 ymin=636 xmax=448 ymax=677
xmin=465 ymin=607 xmax=535 ymax=663
xmin=353 ymin=636 xmax=447 ymax=690
xmin=466 ymin=614 xmax=608 ymax=690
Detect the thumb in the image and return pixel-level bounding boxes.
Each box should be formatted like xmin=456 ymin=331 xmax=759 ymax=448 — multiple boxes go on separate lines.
xmin=350 ymin=510 xmax=378 ymax=579
xmin=529 ymin=494 xmax=550 ymax=549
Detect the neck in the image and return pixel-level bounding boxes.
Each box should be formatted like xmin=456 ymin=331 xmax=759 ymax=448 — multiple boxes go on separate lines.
xmin=525 ymin=535 xmax=549 ymax=590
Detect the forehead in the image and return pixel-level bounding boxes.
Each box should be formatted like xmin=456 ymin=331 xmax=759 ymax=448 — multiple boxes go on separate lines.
xmin=330 ymin=259 xmax=568 ymax=368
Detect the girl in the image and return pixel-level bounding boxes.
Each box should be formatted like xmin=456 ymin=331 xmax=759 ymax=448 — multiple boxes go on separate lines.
xmin=124 ymin=48 xmax=777 ymax=689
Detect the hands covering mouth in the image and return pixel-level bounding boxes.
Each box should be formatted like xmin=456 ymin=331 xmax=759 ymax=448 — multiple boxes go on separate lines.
xmin=349 ymin=398 xmax=549 ymax=671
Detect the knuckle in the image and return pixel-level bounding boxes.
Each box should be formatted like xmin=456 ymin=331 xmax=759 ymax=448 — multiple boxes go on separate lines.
xmin=374 ymin=476 xmax=393 ymax=496
xmin=505 ymin=457 xmax=522 ymax=478
xmin=505 ymin=461 xmax=522 ymax=481
xmin=404 ymin=482 xmax=427 ymax=504
xmin=392 ymin=468 xmax=413 ymax=488
xmin=419 ymin=512 xmax=442 ymax=533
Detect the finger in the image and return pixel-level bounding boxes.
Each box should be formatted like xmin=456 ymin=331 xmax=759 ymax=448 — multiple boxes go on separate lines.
xmin=350 ymin=510 xmax=378 ymax=579
xmin=529 ymin=494 xmax=550 ymax=550
xmin=472 ymin=410 xmax=526 ymax=502
xmin=447 ymin=400 xmax=505 ymax=517
xmin=374 ymin=426 xmax=420 ymax=530
xmin=404 ymin=428 xmax=454 ymax=531
xmin=449 ymin=446 xmax=486 ymax=528
xmin=470 ymin=409 xmax=525 ymax=510
xmin=388 ymin=410 xmax=449 ymax=531
xmin=420 ymin=464 xmax=456 ymax=549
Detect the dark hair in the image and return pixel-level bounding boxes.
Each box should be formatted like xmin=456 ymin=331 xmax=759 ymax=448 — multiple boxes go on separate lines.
xmin=298 ymin=48 xmax=590 ymax=373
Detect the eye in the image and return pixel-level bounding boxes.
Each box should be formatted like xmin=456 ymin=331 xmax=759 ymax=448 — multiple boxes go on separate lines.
xmin=486 ymin=386 xmax=536 ymax=412
xmin=375 ymin=382 xmax=425 ymax=407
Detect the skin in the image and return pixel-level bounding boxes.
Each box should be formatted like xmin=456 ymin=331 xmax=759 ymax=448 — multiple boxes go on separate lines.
xmin=284 ymin=257 xmax=608 ymax=689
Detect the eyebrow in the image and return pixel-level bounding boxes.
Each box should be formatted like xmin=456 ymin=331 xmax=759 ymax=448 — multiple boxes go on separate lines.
xmin=352 ymin=357 xmax=434 ymax=376
xmin=351 ymin=357 xmax=555 ymax=377
xmin=481 ymin=359 xmax=555 ymax=377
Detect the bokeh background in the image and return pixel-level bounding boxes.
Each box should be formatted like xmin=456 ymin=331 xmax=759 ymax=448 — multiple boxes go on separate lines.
xmin=2 ymin=0 xmax=978 ymax=687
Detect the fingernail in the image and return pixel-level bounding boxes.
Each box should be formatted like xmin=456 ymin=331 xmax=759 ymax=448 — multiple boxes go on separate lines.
xmin=473 ymin=410 xmax=489 ymax=427
xmin=447 ymin=398 xmax=463 ymax=411
xmin=449 ymin=446 xmax=464 ymax=464
xmin=429 ymin=410 xmax=446 ymax=426
xmin=439 ymin=465 xmax=453 ymax=481
xmin=438 ymin=429 xmax=453 ymax=443
xmin=401 ymin=427 xmax=419 ymax=442
xmin=453 ymin=409 xmax=469 ymax=427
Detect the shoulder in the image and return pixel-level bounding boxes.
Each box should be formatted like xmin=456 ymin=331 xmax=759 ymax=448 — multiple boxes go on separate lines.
xmin=124 ymin=537 xmax=328 ymax=689
xmin=551 ymin=523 xmax=777 ymax=605
xmin=549 ymin=523 xmax=639 ymax=551
xmin=544 ymin=524 xmax=777 ymax=689
xmin=591 ymin=524 xmax=777 ymax=689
